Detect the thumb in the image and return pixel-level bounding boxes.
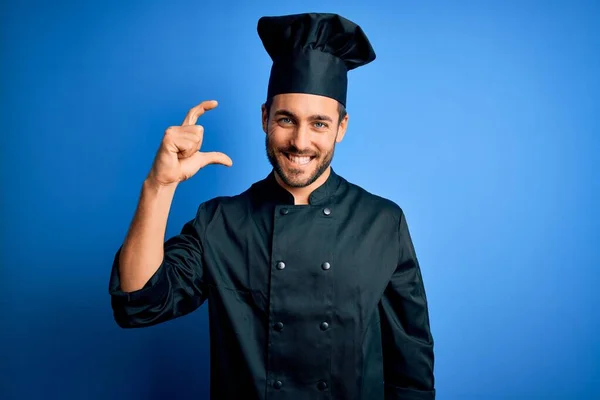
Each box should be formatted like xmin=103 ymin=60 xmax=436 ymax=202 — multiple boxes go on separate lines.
xmin=181 ymin=151 xmax=233 ymax=176
xmin=198 ymin=151 xmax=233 ymax=167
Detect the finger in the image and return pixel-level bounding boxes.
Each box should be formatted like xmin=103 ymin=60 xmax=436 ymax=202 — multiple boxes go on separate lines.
xmin=178 ymin=125 xmax=204 ymax=139
xmin=167 ymin=134 xmax=201 ymax=157
xmin=175 ymin=138 xmax=200 ymax=158
xmin=166 ymin=125 xmax=204 ymax=136
xmin=165 ymin=127 xmax=204 ymax=143
xmin=167 ymin=131 xmax=201 ymax=146
xmin=182 ymin=100 xmax=218 ymax=126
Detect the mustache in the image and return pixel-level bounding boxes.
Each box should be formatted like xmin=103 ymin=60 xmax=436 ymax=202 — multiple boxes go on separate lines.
xmin=279 ymin=146 xmax=318 ymax=157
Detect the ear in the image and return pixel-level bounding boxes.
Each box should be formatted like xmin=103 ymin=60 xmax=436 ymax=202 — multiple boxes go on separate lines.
xmin=335 ymin=113 xmax=349 ymax=143
xmin=261 ymin=103 xmax=268 ymax=134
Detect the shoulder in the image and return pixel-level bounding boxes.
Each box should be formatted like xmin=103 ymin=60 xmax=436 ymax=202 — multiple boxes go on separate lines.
xmin=191 ymin=183 xmax=256 ymax=225
xmin=200 ymin=187 xmax=253 ymax=213
xmin=340 ymin=176 xmax=405 ymax=223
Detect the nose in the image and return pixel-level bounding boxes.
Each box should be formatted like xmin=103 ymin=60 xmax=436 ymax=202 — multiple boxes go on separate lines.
xmin=290 ymin=124 xmax=310 ymax=151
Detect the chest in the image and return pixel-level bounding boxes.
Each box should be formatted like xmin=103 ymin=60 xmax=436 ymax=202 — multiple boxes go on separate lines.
xmin=202 ymin=202 xmax=399 ymax=319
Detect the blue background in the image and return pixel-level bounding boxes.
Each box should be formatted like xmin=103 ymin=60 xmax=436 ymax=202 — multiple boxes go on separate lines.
xmin=2 ymin=0 xmax=599 ymax=399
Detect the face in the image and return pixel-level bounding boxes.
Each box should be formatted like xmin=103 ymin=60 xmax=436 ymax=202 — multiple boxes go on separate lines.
xmin=262 ymin=93 xmax=348 ymax=188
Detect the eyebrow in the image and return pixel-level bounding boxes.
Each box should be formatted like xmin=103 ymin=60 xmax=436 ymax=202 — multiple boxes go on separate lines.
xmin=273 ymin=109 xmax=333 ymax=123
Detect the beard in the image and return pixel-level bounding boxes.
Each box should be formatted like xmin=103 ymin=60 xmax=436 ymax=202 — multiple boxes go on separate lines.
xmin=265 ymin=134 xmax=336 ymax=188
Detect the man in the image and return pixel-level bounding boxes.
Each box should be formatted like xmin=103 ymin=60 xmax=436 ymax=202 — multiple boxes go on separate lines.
xmin=109 ymin=12 xmax=435 ymax=400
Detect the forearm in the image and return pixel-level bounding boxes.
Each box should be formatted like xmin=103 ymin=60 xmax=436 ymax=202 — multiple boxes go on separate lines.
xmin=118 ymin=178 xmax=178 ymax=292
xmin=381 ymin=210 xmax=435 ymax=397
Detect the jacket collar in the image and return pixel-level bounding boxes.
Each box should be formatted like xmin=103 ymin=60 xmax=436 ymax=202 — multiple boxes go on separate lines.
xmin=253 ymin=167 xmax=342 ymax=205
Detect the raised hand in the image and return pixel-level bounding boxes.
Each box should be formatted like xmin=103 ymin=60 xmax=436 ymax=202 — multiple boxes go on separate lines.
xmin=147 ymin=100 xmax=233 ymax=186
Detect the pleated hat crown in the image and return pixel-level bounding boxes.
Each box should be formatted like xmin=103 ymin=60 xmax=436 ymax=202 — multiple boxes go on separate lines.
xmin=257 ymin=12 xmax=376 ymax=107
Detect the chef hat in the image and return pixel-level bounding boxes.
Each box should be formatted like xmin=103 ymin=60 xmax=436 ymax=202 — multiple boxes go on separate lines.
xmin=257 ymin=12 xmax=376 ymax=107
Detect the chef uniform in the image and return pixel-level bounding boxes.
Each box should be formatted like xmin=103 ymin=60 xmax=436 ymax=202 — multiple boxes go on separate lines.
xmin=109 ymin=12 xmax=435 ymax=400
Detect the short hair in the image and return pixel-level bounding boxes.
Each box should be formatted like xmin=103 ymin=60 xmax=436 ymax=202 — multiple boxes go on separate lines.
xmin=264 ymin=97 xmax=347 ymax=124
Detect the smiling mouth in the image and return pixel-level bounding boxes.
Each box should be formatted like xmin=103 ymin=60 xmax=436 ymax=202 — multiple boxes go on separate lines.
xmin=283 ymin=152 xmax=315 ymax=166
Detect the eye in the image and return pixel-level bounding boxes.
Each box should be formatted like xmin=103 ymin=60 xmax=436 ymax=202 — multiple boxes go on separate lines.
xmin=278 ymin=117 xmax=294 ymax=125
xmin=314 ymin=122 xmax=328 ymax=129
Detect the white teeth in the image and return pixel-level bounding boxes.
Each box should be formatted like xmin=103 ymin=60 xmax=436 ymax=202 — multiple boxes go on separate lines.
xmin=288 ymin=155 xmax=311 ymax=165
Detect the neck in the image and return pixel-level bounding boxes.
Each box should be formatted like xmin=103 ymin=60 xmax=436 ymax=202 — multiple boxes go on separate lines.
xmin=274 ymin=167 xmax=332 ymax=205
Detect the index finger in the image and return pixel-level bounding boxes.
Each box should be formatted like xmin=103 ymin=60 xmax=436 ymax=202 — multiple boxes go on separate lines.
xmin=182 ymin=100 xmax=218 ymax=126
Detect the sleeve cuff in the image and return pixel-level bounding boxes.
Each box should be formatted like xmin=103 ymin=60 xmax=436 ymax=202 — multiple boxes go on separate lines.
xmin=385 ymin=384 xmax=436 ymax=400
xmin=108 ymin=246 xmax=170 ymax=306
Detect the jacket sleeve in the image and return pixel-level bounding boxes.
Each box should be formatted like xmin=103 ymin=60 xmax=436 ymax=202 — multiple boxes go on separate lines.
xmin=108 ymin=203 xmax=209 ymax=329
xmin=380 ymin=210 xmax=435 ymax=400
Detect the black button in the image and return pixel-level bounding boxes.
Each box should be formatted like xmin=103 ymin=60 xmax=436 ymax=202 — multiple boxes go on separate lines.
xmin=274 ymin=380 xmax=283 ymax=389
xmin=317 ymin=380 xmax=328 ymax=391
xmin=280 ymin=208 xmax=289 ymax=215
xmin=321 ymin=262 xmax=331 ymax=270
xmin=274 ymin=322 xmax=284 ymax=331
xmin=323 ymin=208 xmax=331 ymax=216
xmin=276 ymin=261 xmax=285 ymax=270
xmin=320 ymin=322 xmax=329 ymax=331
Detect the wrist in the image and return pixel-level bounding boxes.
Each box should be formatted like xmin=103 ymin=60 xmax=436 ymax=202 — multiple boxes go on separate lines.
xmin=143 ymin=176 xmax=179 ymax=194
